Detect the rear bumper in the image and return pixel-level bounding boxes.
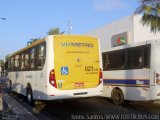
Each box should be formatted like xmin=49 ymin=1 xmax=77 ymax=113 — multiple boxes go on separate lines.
xmin=44 ymin=83 xmax=103 ymax=100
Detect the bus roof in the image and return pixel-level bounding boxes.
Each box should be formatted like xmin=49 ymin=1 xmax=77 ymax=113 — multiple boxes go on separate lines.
xmin=47 ymin=34 xmax=98 ymax=40
xmin=9 ymin=34 xmax=98 ymax=57
xmin=10 ymin=38 xmax=45 ymax=57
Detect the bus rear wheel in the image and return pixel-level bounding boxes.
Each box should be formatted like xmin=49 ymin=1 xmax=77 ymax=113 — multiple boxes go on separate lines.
xmin=112 ymin=89 xmax=124 ymax=105
xmin=27 ymin=87 xmax=35 ymax=106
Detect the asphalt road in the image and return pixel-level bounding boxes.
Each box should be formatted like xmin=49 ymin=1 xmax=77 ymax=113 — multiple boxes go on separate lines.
xmin=1 ymin=77 xmax=160 ymax=120
xmin=4 ymin=90 xmax=160 ymax=120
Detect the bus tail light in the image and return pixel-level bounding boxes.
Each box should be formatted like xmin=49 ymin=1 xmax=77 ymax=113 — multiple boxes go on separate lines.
xmin=155 ymin=72 xmax=160 ymax=86
xmin=99 ymin=68 xmax=103 ymax=84
xmin=49 ymin=69 xmax=57 ymax=88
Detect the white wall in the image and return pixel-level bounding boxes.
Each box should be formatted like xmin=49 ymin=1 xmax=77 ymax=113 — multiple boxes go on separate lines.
xmin=86 ymin=15 xmax=134 ymax=52
xmin=86 ymin=14 xmax=160 ymax=52
xmin=133 ymin=15 xmax=160 ymax=43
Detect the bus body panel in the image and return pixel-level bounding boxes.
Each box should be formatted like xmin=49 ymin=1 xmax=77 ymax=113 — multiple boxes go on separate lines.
xmin=103 ymin=69 xmax=150 ymax=101
xmin=149 ymin=41 xmax=160 ymax=100
xmin=54 ymin=36 xmax=100 ymax=90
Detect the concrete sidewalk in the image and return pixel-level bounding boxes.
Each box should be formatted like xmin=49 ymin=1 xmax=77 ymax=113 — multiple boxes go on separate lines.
xmin=0 ymin=77 xmax=38 ymax=120
xmin=3 ymin=91 xmax=39 ymax=120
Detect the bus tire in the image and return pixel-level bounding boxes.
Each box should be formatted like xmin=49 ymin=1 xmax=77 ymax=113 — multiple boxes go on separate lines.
xmin=27 ymin=87 xmax=35 ymax=106
xmin=111 ymin=88 xmax=124 ymax=105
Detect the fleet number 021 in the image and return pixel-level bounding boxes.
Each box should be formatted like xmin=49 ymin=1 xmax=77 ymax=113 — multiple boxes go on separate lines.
xmin=85 ymin=66 xmax=98 ymax=71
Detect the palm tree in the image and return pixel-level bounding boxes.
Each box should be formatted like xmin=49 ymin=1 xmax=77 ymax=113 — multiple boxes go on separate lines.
xmin=27 ymin=38 xmax=40 ymax=46
xmin=135 ymin=0 xmax=160 ymax=33
xmin=47 ymin=27 xmax=64 ymax=35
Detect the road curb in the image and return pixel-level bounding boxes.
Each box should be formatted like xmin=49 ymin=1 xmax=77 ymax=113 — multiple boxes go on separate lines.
xmin=3 ymin=90 xmax=39 ymax=120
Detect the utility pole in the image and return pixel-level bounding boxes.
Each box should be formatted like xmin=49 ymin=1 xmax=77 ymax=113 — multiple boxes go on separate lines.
xmin=68 ymin=19 xmax=72 ymax=34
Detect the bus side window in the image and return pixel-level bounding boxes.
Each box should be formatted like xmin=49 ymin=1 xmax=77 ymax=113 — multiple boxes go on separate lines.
xmin=126 ymin=48 xmax=143 ymax=69
xmin=37 ymin=43 xmax=46 ymax=70
xmin=15 ymin=54 xmax=21 ymax=70
xmin=21 ymin=53 xmax=25 ymax=70
xmin=30 ymin=48 xmax=35 ymax=69
xmin=25 ymin=51 xmax=29 ymax=70
xmin=102 ymin=53 xmax=108 ymax=71
xmin=5 ymin=57 xmax=11 ymax=71
xmin=11 ymin=57 xmax=15 ymax=71
xmin=103 ymin=50 xmax=125 ymax=71
xmin=143 ymin=46 xmax=150 ymax=68
xmin=4 ymin=61 xmax=8 ymax=70
xmin=8 ymin=59 xmax=11 ymax=71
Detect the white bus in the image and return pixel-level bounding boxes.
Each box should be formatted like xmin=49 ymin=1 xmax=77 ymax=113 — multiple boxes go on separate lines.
xmin=5 ymin=35 xmax=103 ymax=105
xmin=102 ymin=39 xmax=160 ymax=105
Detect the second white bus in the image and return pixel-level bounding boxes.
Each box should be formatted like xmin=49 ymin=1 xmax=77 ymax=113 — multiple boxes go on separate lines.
xmin=102 ymin=39 xmax=160 ymax=105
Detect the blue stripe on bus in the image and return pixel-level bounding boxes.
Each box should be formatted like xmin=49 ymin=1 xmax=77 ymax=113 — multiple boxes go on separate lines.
xmin=103 ymin=79 xmax=150 ymax=85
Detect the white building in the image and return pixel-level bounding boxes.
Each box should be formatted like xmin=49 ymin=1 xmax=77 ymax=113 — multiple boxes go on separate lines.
xmin=86 ymin=14 xmax=160 ymax=52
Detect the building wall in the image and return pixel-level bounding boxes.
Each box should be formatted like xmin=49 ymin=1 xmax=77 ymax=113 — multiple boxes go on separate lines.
xmin=133 ymin=15 xmax=160 ymax=43
xmin=86 ymin=14 xmax=160 ymax=52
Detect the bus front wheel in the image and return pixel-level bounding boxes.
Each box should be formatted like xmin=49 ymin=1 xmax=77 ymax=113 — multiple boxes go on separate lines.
xmin=27 ymin=87 xmax=35 ymax=106
xmin=112 ymin=88 xmax=124 ymax=105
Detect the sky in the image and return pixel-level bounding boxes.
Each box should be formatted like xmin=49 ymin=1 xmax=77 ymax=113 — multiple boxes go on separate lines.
xmin=0 ymin=0 xmax=139 ymax=60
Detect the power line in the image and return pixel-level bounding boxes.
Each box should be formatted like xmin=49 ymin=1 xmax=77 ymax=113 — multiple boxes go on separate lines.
xmin=68 ymin=19 xmax=72 ymax=34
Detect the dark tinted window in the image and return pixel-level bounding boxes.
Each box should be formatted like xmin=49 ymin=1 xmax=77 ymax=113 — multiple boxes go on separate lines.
xmin=37 ymin=43 xmax=46 ymax=70
xmin=102 ymin=44 xmax=150 ymax=71
xmin=30 ymin=48 xmax=35 ymax=69
xmin=126 ymin=47 xmax=143 ymax=69
xmin=6 ymin=42 xmax=46 ymax=71
xmin=103 ymin=50 xmax=125 ymax=70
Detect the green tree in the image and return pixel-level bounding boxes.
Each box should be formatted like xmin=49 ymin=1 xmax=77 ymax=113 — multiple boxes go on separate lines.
xmin=30 ymin=38 xmax=39 ymax=43
xmin=0 ymin=59 xmax=4 ymax=72
xmin=0 ymin=59 xmax=4 ymax=66
xmin=5 ymin=54 xmax=10 ymax=61
xmin=47 ymin=27 xmax=64 ymax=35
xmin=27 ymin=38 xmax=40 ymax=46
xmin=135 ymin=0 xmax=160 ymax=33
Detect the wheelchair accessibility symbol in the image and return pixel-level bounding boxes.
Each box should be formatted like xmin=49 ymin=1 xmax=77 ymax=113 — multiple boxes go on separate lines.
xmin=61 ymin=67 xmax=69 ymax=75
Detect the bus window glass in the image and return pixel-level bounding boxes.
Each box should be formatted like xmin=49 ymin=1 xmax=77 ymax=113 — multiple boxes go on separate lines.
xmin=15 ymin=55 xmax=20 ymax=70
xmin=108 ymin=53 xmax=117 ymax=69
xmin=103 ymin=50 xmax=125 ymax=70
xmin=102 ymin=53 xmax=107 ymax=71
xmin=30 ymin=48 xmax=35 ymax=69
xmin=144 ymin=46 xmax=150 ymax=68
xmin=21 ymin=53 xmax=25 ymax=70
xmin=11 ymin=57 xmax=15 ymax=71
xmin=126 ymin=48 xmax=142 ymax=69
xmin=103 ymin=45 xmax=151 ymax=71
xmin=6 ymin=58 xmax=11 ymax=71
xmin=37 ymin=44 xmax=46 ymax=69
xmin=25 ymin=52 xmax=29 ymax=70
